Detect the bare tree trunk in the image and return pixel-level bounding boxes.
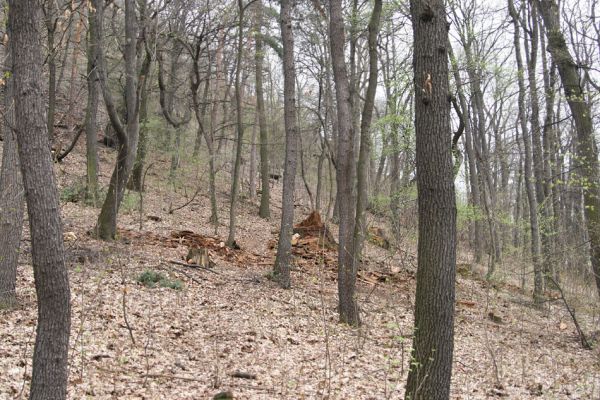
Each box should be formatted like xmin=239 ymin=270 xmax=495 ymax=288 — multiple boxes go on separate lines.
xmin=353 ymin=0 xmax=382 ymax=264
xmin=94 ymin=0 xmax=140 ymax=240
xmin=255 ymin=0 xmax=271 ymax=219
xmin=0 ymin=47 xmax=24 ymax=308
xmin=329 ymin=0 xmax=359 ymax=326
xmin=449 ymin=44 xmax=484 ymax=263
xmin=315 ymin=144 xmax=325 ymax=212
xmin=540 ymin=24 xmax=559 ymax=282
xmin=85 ymin=3 xmax=99 ymax=203
xmin=404 ymin=1 xmax=457 ymax=398
xmin=273 ymin=0 xmax=299 ymax=288
xmin=537 ymin=0 xmax=600 ymax=298
xmin=66 ymin=13 xmax=83 ymax=126
xmin=226 ymin=0 xmax=246 ymax=248
xmin=9 ymin=2 xmax=71 ymax=398
xmin=524 ymin=2 xmax=550 ymax=291
xmin=509 ymin=0 xmax=544 ymax=304
xmin=249 ymin=115 xmax=257 ymax=199
xmin=299 ymin=133 xmax=315 ymax=211
xmin=45 ymin=0 xmax=57 ymax=144
xmin=129 ymin=48 xmax=152 ymax=192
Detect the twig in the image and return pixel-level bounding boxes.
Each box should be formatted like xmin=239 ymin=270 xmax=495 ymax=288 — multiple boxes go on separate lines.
xmin=169 ymin=259 xmax=221 ymax=274
xmin=118 ymin=255 xmax=136 ymax=345
xmin=169 ymin=265 xmax=208 ymax=285
xmin=168 ymin=174 xmax=205 ymax=214
xmin=56 ymin=124 xmax=85 ymax=161
xmin=546 ymin=275 xmax=591 ymax=349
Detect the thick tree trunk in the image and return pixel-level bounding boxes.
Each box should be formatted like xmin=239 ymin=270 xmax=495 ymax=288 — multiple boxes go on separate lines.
xmin=404 ymin=1 xmax=457 ymax=398
xmin=0 ymin=48 xmax=24 ymax=308
xmin=329 ymin=0 xmax=359 ymax=326
xmin=536 ymin=0 xmax=600 ymax=298
xmin=9 ymin=2 xmax=71 ymax=398
xmin=273 ymin=0 xmax=299 ymax=288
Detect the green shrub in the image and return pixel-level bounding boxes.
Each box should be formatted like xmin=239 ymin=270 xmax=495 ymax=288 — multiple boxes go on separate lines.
xmin=60 ymin=181 xmax=86 ymax=203
xmin=136 ymin=270 xmax=183 ymax=290
xmin=60 ymin=180 xmax=107 ymax=207
xmin=121 ymin=190 xmax=140 ymax=214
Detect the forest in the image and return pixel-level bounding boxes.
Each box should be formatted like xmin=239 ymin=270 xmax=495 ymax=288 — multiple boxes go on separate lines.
xmin=0 ymin=0 xmax=599 ymax=398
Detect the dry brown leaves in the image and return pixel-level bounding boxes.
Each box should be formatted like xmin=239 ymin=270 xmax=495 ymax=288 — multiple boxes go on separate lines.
xmin=1 ymin=147 xmax=599 ymax=399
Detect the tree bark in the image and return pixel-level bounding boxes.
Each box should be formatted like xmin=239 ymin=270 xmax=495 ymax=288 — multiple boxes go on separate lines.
xmin=329 ymin=0 xmax=359 ymax=326
xmin=524 ymin=2 xmax=551 ymax=291
xmin=226 ymin=0 xmax=246 ymax=248
xmin=273 ymin=0 xmax=299 ymax=289
xmin=85 ymin=2 xmax=99 ymax=203
xmin=353 ymin=0 xmax=382 ymax=264
xmin=9 ymin=2 xmax=71 ymax=398
xmin=0 ymin=45 xmax=24 ymax=308
xmin=404 ymin=1 xmax=457 ymax=398
xmin=94 ymin=0 xmax=141 ymax=240
xmin=509 ymin=0 xmax=544 ymax=303
xmin=536 ymin=0 xmax=600 ymax=298
xmin=45 ymin=0 xmax=57 ymax=144
xmin=255 ymin=0 xmax=271 ymax=219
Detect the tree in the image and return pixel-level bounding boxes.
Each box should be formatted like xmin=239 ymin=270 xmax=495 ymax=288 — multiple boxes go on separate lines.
xmin=404 ymin=0 xmax=457 ymax=398
xmin=273 ymin=0 xmax=299 ymax=288
xmin=254 ymin=0 xmax=271 ymax=219
xmin=84 ymin=0 xmax=100 ymax=204
xmin=536 ymin=0 xmax=600 ymax=298
xmin=0 ymin=42 xmax=24 ymax=308
xmin=8 ymin=1 xmax=71 ymax=398
xmin=353 ymin=0 xmax=382 ymax=267
xmin=508 ymin=0 xmax=544 ymax=303
xmin=329 ymin=0 xmax=359 ymax=326
xmin=226 ymin=0 xmax=247 ymax=248
xmin=94 ymin=0 xmax=143 ymax=240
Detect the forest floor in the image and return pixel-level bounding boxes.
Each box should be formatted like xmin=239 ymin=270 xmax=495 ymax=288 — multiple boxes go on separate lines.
xmin=1 ymin=142 xmax=600 ymax=400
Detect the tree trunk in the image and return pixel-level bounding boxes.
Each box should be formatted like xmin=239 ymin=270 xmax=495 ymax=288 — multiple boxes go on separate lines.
xmin=536 ymin=0 xmax=600 ymax=298
xmin=404 ymin=1 xmax=457 ymax=398
xmin=299 ymin=137 xmax=315 ymax=210
xmin=46 ymin=1 xmax=56 ymax=144
xmin=226 ymin=0 xmax=246 ymax=248
xmin=9 ymin=2 xmax=71 ymax=398
xmin=0 ymin=47 xmax=24 ymax=308
xmin=353 ymin=0 xmax=382 ymax=264
xmin=94 ymin=0 xmax=140 ymax=240
xmin=329 ymin=0 xmax=359 ymax=326
xmin=509 ymin=0 xmax=544 ymax=303
xmin=449 ymin=44 xmax=483 ymax=263
xmin=273 ymin=0 xmax=299 ymax=288
xmin=85 ymin=3 xmax=99 ymax=203
xmin=524 ymin=2 xmax=551 ymax=290
xmin=249 ymin=115 xmax=257 ymax=199
xmin=255 ymin=0 xmax=271 ymax=219
xmin=129 ymin=48 xmax=152 ymax=192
